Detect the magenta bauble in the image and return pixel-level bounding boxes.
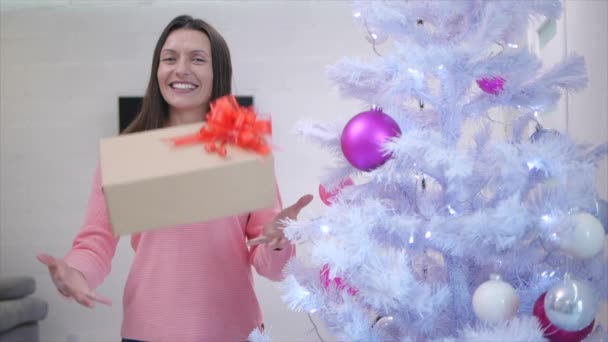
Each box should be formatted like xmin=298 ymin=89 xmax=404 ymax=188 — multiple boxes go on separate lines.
xmin=319 ymin=178 xmax=354 ymax=206
xmin=341 ymin=107 xmax=401 ymax=171
xmin=477 ymin=76 xmax=506 ymax=95
xmin=320 ymin=264 xmax=358 ymax=296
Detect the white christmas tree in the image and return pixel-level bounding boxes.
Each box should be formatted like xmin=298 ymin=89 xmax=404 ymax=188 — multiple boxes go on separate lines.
xmin=252 ymin=1 xmax=608 ymax=341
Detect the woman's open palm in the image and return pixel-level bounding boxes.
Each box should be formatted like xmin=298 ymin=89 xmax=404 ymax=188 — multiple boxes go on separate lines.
xmin=248 ymin=194 xmax=313 ymax=250
xmin=37 ymin=253 xmax=111 ymax=308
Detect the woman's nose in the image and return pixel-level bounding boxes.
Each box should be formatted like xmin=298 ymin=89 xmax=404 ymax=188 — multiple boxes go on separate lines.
xmin=175 ymin=58 xmax=190 ymax=77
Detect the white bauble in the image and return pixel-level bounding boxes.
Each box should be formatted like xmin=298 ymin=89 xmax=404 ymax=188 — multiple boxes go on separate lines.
xmin=472 ymin=274 xmax=520 ymax=323
xmin=560 ymin=212 xmax=605 ymax=259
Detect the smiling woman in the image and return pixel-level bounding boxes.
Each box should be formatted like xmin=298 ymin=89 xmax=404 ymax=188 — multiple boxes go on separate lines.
xmin=36 ymin=14 xmax=313 ymax=342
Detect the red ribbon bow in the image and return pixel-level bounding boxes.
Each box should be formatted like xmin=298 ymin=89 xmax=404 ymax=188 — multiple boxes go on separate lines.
xmin=170 ymin=95 xmax=272 ymax=157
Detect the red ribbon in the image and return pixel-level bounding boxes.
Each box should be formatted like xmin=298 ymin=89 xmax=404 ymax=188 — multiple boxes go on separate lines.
xmin=170 ymin=95 xmax=272 ymax=157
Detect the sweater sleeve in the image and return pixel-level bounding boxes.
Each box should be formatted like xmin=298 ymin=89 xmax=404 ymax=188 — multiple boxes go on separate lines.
xmin=63 ymin=163 xmax=119 ymax=290
xmin=246 ymin=181 xmax=295 ymax=281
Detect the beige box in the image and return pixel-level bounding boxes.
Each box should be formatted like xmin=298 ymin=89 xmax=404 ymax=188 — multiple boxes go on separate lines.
xmin=99 ymin=122 xmax=276 ymax=236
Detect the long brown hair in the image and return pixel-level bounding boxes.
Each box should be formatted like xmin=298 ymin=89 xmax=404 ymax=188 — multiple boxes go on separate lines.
xmin=123 ymin=15 xmax=232 ymax=134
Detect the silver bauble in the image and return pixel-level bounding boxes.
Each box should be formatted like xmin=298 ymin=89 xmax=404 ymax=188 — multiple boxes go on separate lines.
xmin=544 ymin=276 xmax=599 ymax=331
xmin=594 ymin=198 xmax=608 ymax=233
xmin=372 ymin=316 xmax=401 ymax=341
xmin=529 ymin=125 xmax=561 ymax=143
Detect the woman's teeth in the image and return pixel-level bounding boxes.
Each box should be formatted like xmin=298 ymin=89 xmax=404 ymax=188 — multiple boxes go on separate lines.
xmin=171 ymin=83 xmax=196 ymax=89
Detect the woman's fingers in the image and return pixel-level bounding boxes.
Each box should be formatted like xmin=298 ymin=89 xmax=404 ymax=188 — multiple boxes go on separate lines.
xmin=73 ymin=291 xmax=94 ymax=308
xmin=247 ymin=236 xmax=272 ymax=247
xmin=286 ymin=194 xmax=314 ymax=218
xmin=270 ymin=236 xmax=289 ymax=251
xmin=86 ymin=291 xmax=112 ymax=306
xmin=36 ymin=253 xmax=57 ymax=267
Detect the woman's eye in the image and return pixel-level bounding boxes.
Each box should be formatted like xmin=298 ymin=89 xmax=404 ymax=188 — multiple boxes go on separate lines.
xmin=193 ymin=57 xmax=206 ymax=63
xmin=161 ymin=57 xmax=176 ymax=62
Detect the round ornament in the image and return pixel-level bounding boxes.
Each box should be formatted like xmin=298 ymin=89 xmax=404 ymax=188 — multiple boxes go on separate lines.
xmin=477 ymin=76 xmax=505 ymax=95
xmin=341 ymin=106 xmax=401 ymax=171
xmin=532 ymin=276 xmax=598 ymax=342
xmin=559 ymin=212 xmax=605 ymax=259
xmin=472 ymin=273 xmax=520 ymax=323
xmin=529 ymin=125 xmax=561 ymax=143
xmin=372 ymin=316 xmax=401 ymax=341
xmin=319 ymin=178 xmax=354 ymax=206
xmin=320 ymin=264 xmax=357 ymax=296
xmin=594 ymin=198 xmax=608 ymax=233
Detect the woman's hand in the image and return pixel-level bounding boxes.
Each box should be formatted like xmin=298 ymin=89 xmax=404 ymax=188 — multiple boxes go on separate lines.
xmin=37 ymin=253 xmax=111 ymax=308
xmin=248 ymin=194 xmax=313 ymax=250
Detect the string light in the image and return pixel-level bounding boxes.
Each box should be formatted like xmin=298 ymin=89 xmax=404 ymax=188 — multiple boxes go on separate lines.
xmin=321 ymin=225 xmax=331 ymax=234
xmin=447 ymin=205 xmax=457 ymax=216
xmin=541 ymin=214 xmax=553 ymax=224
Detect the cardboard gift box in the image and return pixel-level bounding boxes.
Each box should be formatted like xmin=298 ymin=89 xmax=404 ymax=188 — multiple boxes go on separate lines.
xmin=99 ymin=122 xmax=276 ymax=236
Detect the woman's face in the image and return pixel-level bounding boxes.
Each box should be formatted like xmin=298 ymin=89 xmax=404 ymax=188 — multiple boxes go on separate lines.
xmin=157 ymin=28 xmax=213 ymax=115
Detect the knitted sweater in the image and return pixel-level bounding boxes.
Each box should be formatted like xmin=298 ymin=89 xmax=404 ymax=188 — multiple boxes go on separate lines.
xmin=64 ymin=164 xmax=294 ymax=341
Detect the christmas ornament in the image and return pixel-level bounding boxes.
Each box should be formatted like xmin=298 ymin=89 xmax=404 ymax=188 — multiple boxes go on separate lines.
xmin=472 ymin=274 xmax=519 ymax=323
xmin=476 ymin=76 xmax=506 ymax=95
xmin=411 ymin=248 xmax=447 ymax=282
xmin=372 ymin=316 xmax=401 ymax=341
xmin=320 ymin=264 xmax=358 ymax=296
xmin=529 ymin=124 xmax=561 ymax=143
xmin=319 ymin=178 xmax=354 ymax=206
xmin=364 ymin=26 xmax=388 ymax=46
xmin=559 ymin=212 xmax=605 ymax=259
xmin=532 ymin=275 xmax=597 ymax=341
xmin=341 ymin=106 xmax=401 ymax=171
xmin=594 ymin=198 xmax=608 ymax=233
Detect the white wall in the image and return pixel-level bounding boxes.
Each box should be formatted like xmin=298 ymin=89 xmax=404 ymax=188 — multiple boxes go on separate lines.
xmin=0 ymin=2 xmax=371 ymax=341
xmin=1 ymin=1 xmax=606 ymax=342
xmin=527 ymin=0 xmax=608 ymax=198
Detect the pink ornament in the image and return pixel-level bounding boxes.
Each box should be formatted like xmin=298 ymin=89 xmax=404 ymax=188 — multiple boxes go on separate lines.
xmin=533 ymin=292 xmax=594 ymax=342
xmin=341 ymin=106 xmax=401 ymax=171
xmin=320 ymin=264 xmax=358 ymax=296
xmin=476 ymin=76 xmax=506 ymax=95
xmin=319 ymin=178 xmax=354 ymax=206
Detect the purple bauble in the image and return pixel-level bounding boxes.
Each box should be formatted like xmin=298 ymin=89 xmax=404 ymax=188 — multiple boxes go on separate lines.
xmin=477 ymin=76 xmax=505 ymax=95
xmin=341 ymin=106 xmax=401 ymax=171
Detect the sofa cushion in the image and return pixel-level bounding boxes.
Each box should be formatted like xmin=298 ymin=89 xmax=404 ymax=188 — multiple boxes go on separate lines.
xmin=0 ymin=278 xmax=35 ymax=301
xmin=0 ymin=297 xmax=48 ymax=332
xmin=0 ymin=322 xmax=39 ymax=342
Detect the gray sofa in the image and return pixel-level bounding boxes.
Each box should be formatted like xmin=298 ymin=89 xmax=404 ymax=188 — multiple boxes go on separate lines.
xmin=0 ymin=277 xmax=48 ymax=342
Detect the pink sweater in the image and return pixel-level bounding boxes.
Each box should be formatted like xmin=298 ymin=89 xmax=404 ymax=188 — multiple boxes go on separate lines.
xmin=63 ymin=164 xmax=294 ymax=341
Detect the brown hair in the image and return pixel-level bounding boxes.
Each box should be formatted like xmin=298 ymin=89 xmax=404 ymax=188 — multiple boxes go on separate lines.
xmin=123 ymin=15 xmax=232 ymax=134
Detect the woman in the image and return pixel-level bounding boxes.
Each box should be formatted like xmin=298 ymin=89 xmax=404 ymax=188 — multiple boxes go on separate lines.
xmin=37 ymin=15 xmax=312 ymax=342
